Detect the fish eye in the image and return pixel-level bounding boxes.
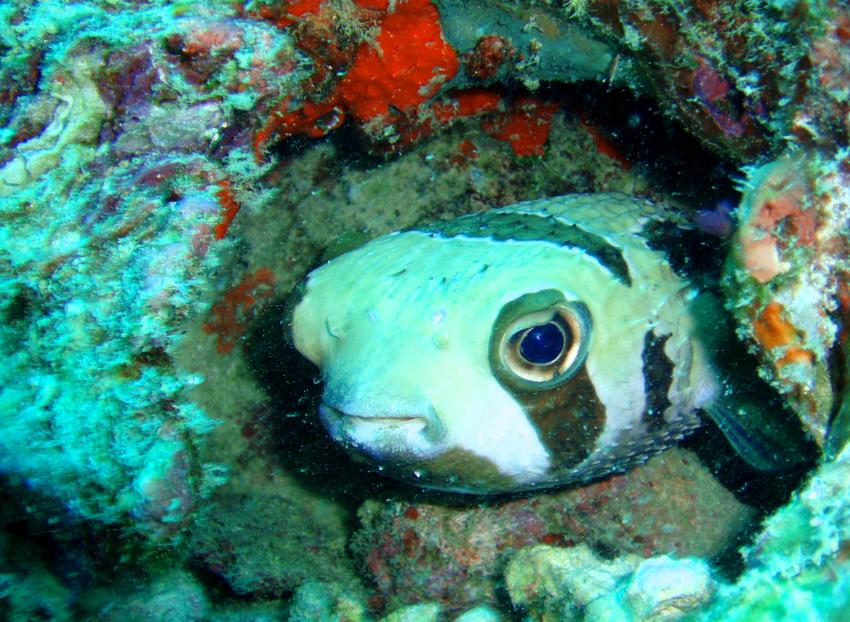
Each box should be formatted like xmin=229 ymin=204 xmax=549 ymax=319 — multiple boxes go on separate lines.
xmin=516 ymin=321 xmax=569 ymax=365
xmin=490 ymin=290 xmax=592 ymax=389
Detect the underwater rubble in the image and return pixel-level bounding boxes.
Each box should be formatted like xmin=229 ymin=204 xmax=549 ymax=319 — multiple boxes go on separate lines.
xmin=1 ymin=1 xmax=850 ymax=621
xmin=351 ymin=448 xmax=752 ymax=612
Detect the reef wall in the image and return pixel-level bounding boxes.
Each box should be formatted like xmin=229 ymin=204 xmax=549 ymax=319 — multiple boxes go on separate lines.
xmin=1 ymin=1 xmax=849 ymax=620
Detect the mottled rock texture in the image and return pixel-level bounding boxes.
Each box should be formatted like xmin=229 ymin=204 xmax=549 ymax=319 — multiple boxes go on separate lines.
xmin=352 ymin=448 xmax=752 ymax=611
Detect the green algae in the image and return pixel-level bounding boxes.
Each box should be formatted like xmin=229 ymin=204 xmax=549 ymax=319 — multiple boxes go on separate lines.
xmin=0 ymin=141 xmax=227 ymax=533
xmin=692 ymin=445 xmax=850 ymax=621
xmin=0 ymin=0 xmax=313 ymax=540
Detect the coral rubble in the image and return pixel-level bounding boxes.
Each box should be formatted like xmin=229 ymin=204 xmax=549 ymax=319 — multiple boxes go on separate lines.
xmin=352 ymin=449 xmax=752 ymax=611
xmin=506 ymin=443 xmax=850 ymax=622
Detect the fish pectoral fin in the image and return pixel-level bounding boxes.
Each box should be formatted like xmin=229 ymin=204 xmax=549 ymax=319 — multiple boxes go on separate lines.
xmin=825 ymin=394 xmax=850 ymax=460
xmin=705 ymin=395 xmax=817 ymax=472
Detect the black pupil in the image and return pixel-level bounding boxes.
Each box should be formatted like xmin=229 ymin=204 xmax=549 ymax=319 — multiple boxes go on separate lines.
xmin=519 ymin=322 xmax=567 ymax=365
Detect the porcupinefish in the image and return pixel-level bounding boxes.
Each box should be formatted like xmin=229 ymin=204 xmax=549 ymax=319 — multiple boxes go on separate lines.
xmin=288 ymin=193 xmax=809 ymax=493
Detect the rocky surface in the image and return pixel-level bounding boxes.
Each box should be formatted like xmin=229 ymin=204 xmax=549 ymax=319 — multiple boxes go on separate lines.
xmin=190 ymin=491 xmax=363 ymax=598
xmin=352 ymin=448 xmax=753 ymax=611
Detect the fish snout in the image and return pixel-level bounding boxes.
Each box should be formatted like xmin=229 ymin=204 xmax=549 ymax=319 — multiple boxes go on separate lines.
xmin=318 ymin=399 xmax=446 ymax=460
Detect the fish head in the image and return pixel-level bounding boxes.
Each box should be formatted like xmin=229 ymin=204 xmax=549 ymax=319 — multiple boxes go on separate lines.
xmin=289 ymin=227 xmax=624 ymax=493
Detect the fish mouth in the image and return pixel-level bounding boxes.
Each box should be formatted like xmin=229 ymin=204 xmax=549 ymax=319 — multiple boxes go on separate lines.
xmin=320 ymin=404 xmax=429 ymax=433
xmin=318 ymin=402 xmax=442 ymax=459
xmin=346 ymin=414 xmax=429 ymax=432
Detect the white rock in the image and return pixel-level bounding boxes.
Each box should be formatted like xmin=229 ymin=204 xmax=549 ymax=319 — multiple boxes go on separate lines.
xmin=625 ymin=556 xmax=714 ymax=621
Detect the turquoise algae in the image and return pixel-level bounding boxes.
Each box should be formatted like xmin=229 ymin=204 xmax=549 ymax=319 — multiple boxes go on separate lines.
xmin=0 ymin=0 xmax=308 ymax=537
xmin=1 ymin=1 xmax=849 ymax=621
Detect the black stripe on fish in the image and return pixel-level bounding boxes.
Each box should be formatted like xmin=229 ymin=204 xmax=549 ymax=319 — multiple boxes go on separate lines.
xmin=641 ymin=330 xmax=674 ymax=432
xmin=509 ymin=367 xmax=606 ymax=470
xmin=415 ymin=211 xmax=632 ymax=286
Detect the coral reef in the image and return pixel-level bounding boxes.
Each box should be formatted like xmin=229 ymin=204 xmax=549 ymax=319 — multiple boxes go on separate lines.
xmin=0 ymin=0 xmax=311 ymax=536
xmin=697 ymin=443 xmax=850 ymax=621
xmin=81 ymin=569 xmax=210 ymax=622
xmin=1 ymin=0 xmax=849 ymax=621
xmin=505 ymin=545 xmax=714 ymax=622
xmin=504 ymin=444 xmax=850 ymax=622
xmin=245 ymin=0 xmax=621 ymax=153
xmin=725 ymin=151 xmax=850 ymax=447
xmin=189 ymin=491 xmax=363 ymax=598
xmin=352 ymin=449 xmax=752 ymax=611
xmin=715 ymin=5 xmax=850 ymax=449
xmin=287 ymin=580 xmax=370 ymax=622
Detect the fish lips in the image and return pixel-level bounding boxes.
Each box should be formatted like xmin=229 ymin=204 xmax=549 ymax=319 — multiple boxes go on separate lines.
xmin=318 ymin=401 xmax=447 ymax=462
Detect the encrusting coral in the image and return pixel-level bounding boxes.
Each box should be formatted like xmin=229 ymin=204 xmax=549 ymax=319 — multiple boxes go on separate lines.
xmin=0 ymin=0 xmax=310 ymax=536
